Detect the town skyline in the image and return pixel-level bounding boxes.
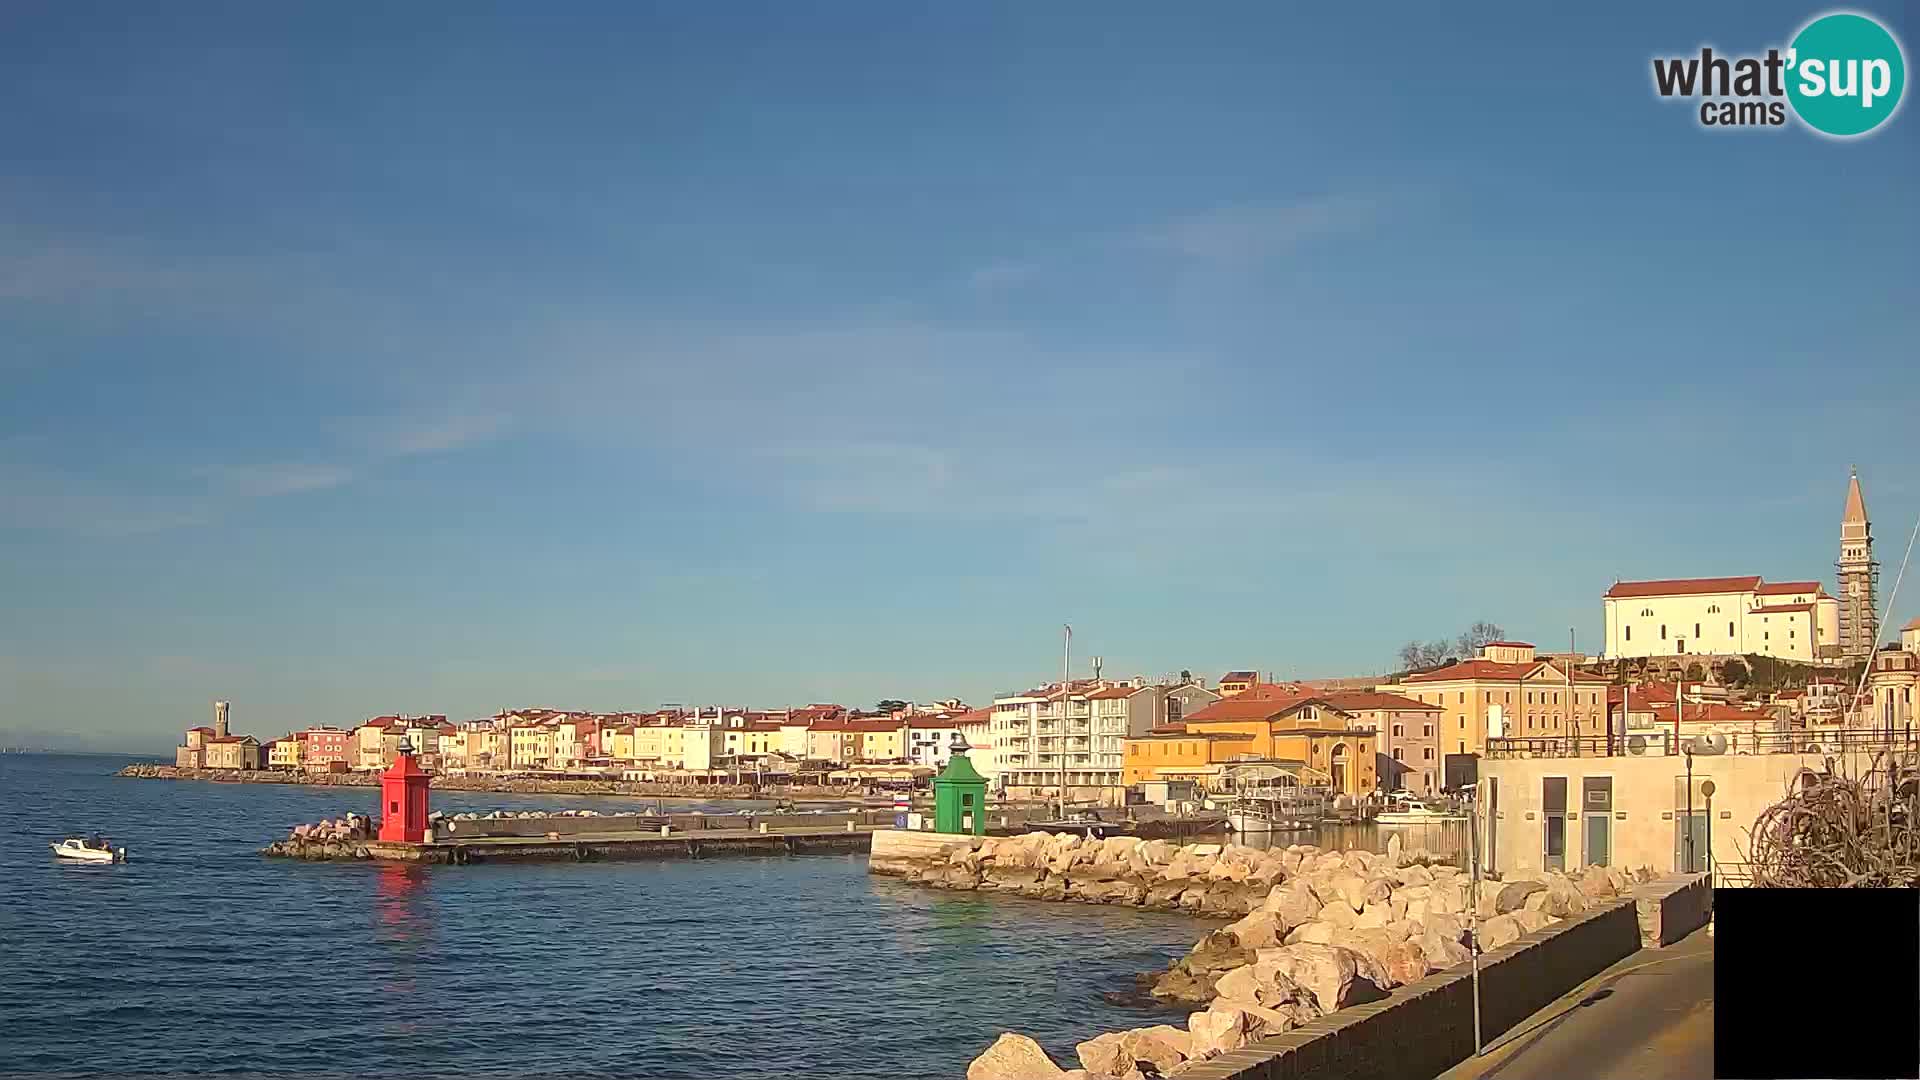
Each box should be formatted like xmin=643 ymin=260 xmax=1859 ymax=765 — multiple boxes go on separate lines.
xmin=3 ymin=3 xmax=1915 ymax=747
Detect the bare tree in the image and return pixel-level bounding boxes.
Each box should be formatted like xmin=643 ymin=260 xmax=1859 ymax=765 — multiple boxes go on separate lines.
xmin=1454 ymin=621 xmax=1507 ymax=658
xmin=1398 ymin=622 xmax=1507 ymax=673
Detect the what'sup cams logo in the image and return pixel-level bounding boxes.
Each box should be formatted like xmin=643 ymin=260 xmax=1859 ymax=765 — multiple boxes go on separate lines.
xmin=1652 ymin=10 xmax=1906 ymax=137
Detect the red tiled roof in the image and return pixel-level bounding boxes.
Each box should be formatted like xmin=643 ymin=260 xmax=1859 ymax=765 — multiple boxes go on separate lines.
xmin=1649 ymin=702 xmax=1774 ymax=724
xmin=846 ymin=719 xmax=905 ymax=732
xmin=1482 ymin=641 xmax=1534 ymax=649
xmin=188 ymin=726 xmax=215 ymax=734
xmin=1905 ymin=617 xmax=1920 ymax=632
xmin=1756 ymin=581 xmax=1822 ymax=596
xmin=1319 ymin=691 xmax=1441 ymax=713
xmin=953 ymin=707 xmax=992 ymax=723
xmin=1401 ymin=659 xmax=1609 ymax=684
xmin=1182 ymin=694 xmax=1310 ymax=722
xmin=1751 ymin=603 xmax=1815 ymax=614
xmin=1221 ymin=671 xmax=1259 ymax=682
xmin=1087 ymin=685 xmax=1145 ymax=700
xmin=205 ymin=734 xmax=257 ymax=744
xmin=1605 ymin=576 xmax=1761 ymax=598
xmin=905 ymin=715 xmax=963 ymax=729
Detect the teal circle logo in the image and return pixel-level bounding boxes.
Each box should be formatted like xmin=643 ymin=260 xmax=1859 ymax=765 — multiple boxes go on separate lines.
xmin=1786 ymin=12 xmax=1906 ymax=137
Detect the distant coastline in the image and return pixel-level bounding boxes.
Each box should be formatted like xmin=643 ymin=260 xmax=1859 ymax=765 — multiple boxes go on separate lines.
xmin=116 ymin=762 xmax=875 ymax=803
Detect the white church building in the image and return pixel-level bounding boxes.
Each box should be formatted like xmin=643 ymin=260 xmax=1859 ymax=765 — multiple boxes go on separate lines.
xmin=1603 ymin=576 xmax=1839 ymax=662
xmin=1601 ymin=471 xmax=1883 ymax=664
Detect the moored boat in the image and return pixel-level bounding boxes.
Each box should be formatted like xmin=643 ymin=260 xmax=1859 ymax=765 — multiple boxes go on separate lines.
xmin=1374 ymin=796 xmax=1468 ymax=825
xmin=50 ymin=836 xmax=126 ymax=863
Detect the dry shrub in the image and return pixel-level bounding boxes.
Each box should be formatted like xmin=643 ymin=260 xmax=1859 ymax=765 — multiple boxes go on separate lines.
xmin=1749 ymin=751 xmax=1919 ymax=888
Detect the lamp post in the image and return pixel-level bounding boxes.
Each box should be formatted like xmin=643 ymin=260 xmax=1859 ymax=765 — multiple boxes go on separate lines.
xmin=1701 ymin=779 xmax=1716 ymax=880
xmin=1683 ymin=742 xmax=1695 ymax=873
xmin=1059 ymin=624 xmax=1071 ymax=822
xmin=1468 ymin=776 xmax=1485 ymax=1056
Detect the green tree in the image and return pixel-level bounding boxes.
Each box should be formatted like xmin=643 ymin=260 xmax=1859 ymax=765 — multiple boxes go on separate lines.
xmin=1683 ymin=662 xmax=1706 ymax=683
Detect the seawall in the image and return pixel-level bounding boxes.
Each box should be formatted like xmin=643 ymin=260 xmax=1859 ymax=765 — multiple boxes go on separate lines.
xmin=1177 ymin=874 xmax=1710 ymax=1080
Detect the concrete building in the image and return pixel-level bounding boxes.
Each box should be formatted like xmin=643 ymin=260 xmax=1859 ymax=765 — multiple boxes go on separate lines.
xmin=905 ymin=714 xmax=968 ymax=769
xmin=175 ymin=726 xmax=213 ymax=768
xmin=1837 ymin=468 xmax=1879 ymax=661
xmin=1477 ymin=732 xmax=1904 ymax=878
xmin=1864 ymin=617 xmax=1920 ymax=736
xmin=993 ymin=679 xmax=1209 ymax=801
xmin=1603 ymin=577 xmax=1839 ymax=661
xmin=1385 ymin=642 xmax=1611 ymax=758
xmin=1217 ymin=672 xmax=1260 ymax=698
xmin=954 ymin=708 xmax=998 ymax=788
xmin=1325 ymin=691 xmax=1444 ymax=796
xmin=300 ymin=728 xmax=350 ymax=770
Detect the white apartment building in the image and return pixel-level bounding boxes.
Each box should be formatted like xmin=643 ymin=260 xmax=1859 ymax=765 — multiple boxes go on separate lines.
xmin=1603 ymin=576 xmax=1840 ymax=662
xmin=992 ymin=679 xmax=1214 ymax=802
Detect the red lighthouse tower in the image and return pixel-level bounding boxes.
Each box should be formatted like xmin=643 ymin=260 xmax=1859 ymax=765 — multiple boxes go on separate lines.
xmin=377 ymin=751 xmax=432 ymax=843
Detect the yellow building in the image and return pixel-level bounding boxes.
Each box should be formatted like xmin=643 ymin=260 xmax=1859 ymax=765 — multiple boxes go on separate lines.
xmin=267 ymin=736 xmax=303 ymax=769
xmin=1121 ymin=731 xmax=1253 ymax=786
xmin=634 ymin=722 xmax=691 ymax=767
xmin=1177 ymin=694 xmax=1378 ymax=796
xmin=509 ymin=724 xmax=555 ymax=769
xmin=851 ymin=720 xmax=906 ymax=762
xmin=602 ymin=725 xmax=637 ymax=764
xmin=1384 ymin=641 xmax=1610 ymax=758
xmin=353 ymin=718 xmax=405 ymax=771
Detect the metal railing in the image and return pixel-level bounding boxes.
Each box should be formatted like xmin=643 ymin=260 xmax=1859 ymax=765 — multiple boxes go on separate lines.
xmin=1486 ymin=729 xmax=1917 ymax=760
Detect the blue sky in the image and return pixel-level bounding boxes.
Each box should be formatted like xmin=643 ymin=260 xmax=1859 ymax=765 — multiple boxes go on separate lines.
xmin=2 ymin=2 xmax=1916 ymax=749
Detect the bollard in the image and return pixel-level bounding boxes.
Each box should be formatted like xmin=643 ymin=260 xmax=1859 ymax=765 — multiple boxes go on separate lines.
xmin=660 ymin=825 xmax=672 ymax=837
xmin=846 ymin=820 xmax=856 ymax=833
xmin=758 ymin=822 xmax=769 ymax=835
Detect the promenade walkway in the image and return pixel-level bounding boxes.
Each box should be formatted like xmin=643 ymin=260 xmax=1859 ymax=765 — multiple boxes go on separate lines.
xmin=1435 ymin=925 xmax=1714 ymax=1080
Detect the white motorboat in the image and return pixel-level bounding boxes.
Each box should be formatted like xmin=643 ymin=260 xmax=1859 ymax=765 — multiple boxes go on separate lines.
xmin=1375 ymin=797 xmax=1467 ymax=826
xmin=51 ymin=836 xmax=126 ymax=863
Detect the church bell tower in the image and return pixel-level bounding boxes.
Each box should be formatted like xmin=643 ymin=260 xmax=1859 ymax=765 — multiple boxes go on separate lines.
xmin=1837 ymin=468 xmax=1879 ymax=661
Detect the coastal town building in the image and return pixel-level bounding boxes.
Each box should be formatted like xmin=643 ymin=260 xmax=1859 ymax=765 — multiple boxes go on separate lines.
xmin=175 ymin=726 xmax=212 ymax=768
xmin=1328 ymin=691 xmax=1444 ymax=796
xmin=1175 ymin=692 xmax=1380 ymax=796
xmin=1864 ymin=618 xmax=1920 ymax=736
xmin=1383 ymin=642 xmax=1610 ymax=759
xmin=204 ymin=734 xmax=262 ymax=770
xmin=1603 ymin=576 xmax=1838 ymax=662
xmin=992 ymin=679 xmax=1215 ymax=802
xmin=1216 ymin=672 xmax=1259 ymax=697
xmin=267 ymin=736 xmax=302 ymax=769
xmin=906 ymin=712 xmax=970 ymax=769
xmin=301 ymin=727 xmax=350 ymax=770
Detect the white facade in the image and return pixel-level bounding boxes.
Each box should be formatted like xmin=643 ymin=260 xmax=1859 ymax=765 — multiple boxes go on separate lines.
xmin=992 ymin=679 xmax=1163 ymax=793
xmin=1603 ymin=577 xmax=1839 ymax=661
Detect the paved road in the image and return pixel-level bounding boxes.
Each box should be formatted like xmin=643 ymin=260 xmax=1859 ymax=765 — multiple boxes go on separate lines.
xmin=1436 ymin=927 xmax=1714 ymax=1080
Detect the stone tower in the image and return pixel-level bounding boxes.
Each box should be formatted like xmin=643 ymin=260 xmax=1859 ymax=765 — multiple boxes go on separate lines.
xmin=1837 ymin=468 xmax=1879 ymax=661
xmin=214 ymin=700 xmax=230 ymax=739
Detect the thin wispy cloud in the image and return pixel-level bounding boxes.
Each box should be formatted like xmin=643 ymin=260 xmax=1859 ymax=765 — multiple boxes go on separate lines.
xmin=1133 ymin=195 xmax=1379 ymax=264
xmin=193 ymin=462 xmax=353 ymax=498
xmin=0 ymin=463 xmax=213 ymax=536
xmin=360 ymin=411 xmax=513 ymax=456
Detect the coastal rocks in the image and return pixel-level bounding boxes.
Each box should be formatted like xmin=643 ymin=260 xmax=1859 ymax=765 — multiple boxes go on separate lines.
xmin=262 ymin=812 xmax=376 ymax=859
xmin=1477 ymin=914 xmax=1525 ymax=951
xmin=1494 ymin=880 xmax=1547 ymax=914
xmin=1255 ymin=942 xmax=1371 ymax=1014
xmin=969 ymin=1034 xmax=1067 ymax=1080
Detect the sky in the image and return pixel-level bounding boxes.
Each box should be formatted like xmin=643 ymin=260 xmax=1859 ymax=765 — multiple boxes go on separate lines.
xmin=2 ymin=2 xmax=1917 ymax=751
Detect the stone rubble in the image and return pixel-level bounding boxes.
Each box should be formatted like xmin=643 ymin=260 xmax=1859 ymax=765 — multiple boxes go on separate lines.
xmin=955 ymin=834 xmax=1658 ymax=1079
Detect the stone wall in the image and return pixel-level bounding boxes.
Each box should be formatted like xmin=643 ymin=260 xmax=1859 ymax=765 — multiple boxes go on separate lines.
xmin=1634 ymin=873 xmax=1714 ymax=946
xmin=953 ymin=831 xmax=1668 ymax=1079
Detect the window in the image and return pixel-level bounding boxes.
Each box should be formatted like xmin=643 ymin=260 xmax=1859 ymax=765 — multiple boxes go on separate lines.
xmin=1423 ymin=747 xmax=1434 ymax=760
xmin=1423 ymin=724 xmax=1434 ymax=737
xmin=1459 ymin=716 xmax=1465 ymax=729
xmin=1392 ymin=724 xmax=1404 ymax=737
xmin=1694 ymin=623 xmax=1700 ymax=638
xmin=1707 ymin=604 xmax=1719 ymax=613
xmin=1626 ymin=626 xmax=1632 ymax=641
xmin=1459 ymin=741 xmax=1466 ymax=754
xmin=1641 ymin=607 xmax=1653 ymax=617
xmin=1457 ymin=692 xmax=1465 ymax=705
xmin=1528 ymin=692 xmax=1534 ymax=704
xmin=1728 ymin=622 xmax=1735 ymax=637
xmin=1392 ymin=748 xmax=1404 ymax=761
xmin=1660 ymin=624 xmax=1668 ymax=639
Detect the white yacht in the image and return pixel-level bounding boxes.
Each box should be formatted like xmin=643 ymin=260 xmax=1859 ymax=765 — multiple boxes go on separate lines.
xmin=1374 ymin=796 xmax=1467 ymax=826
xmin=50 ymin=836 xmax=126 ymax=863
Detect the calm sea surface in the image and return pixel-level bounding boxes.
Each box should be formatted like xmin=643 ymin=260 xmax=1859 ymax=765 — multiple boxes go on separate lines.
xmin=0 ymin=754 xmax=1211 ymax=1079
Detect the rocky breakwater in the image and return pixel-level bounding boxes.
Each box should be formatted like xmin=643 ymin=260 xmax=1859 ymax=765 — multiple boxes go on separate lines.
xmin=260 ymin=813 xmax=377 ymax=859
xmin=964 ymin=840 xmax=1658 ymax=1080
xmin=875 ymin=832 xmax=1325 ymax=917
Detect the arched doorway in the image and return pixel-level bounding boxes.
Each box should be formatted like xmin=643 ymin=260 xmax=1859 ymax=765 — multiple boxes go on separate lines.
xmin=1329 ymin=743 xmax=1348 ymax=793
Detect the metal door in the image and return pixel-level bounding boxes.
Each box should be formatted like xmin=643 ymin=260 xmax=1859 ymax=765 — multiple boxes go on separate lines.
xmin=1584 ymin=813 xmax=1610 ymax=867
xmin=1673 ymin=814 xmax=1708 ymax=873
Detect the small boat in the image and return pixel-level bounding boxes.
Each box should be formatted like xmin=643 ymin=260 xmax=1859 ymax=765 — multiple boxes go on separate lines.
xmin=51 ymin=836 xmax=126 ymax=863
xmin=1375 ymin=797 xmax=1468 ymax=826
